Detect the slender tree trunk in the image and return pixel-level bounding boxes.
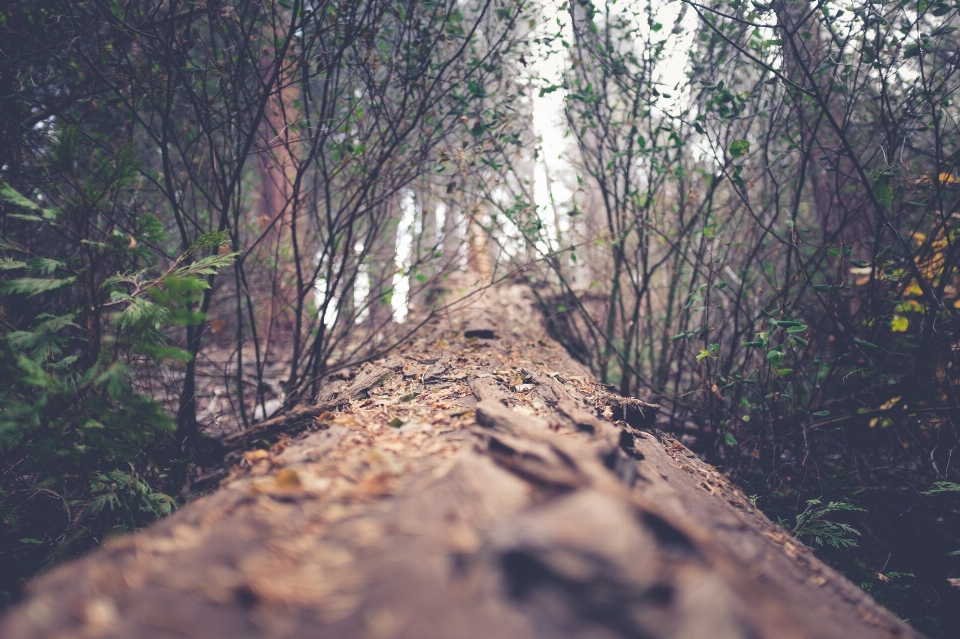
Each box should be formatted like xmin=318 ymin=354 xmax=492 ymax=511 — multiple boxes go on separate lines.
xmin=442 ymin=197 xmax=463 ymax=271
xmin=255 ymin=49 xmax=300 ymax=340
xmin=411 ymin=183 xmax=441 ymax=312
xmin=467 ymin=202 xmax=492 ymax=278
xmin=368 ymin=193 xmax=401 ymax=331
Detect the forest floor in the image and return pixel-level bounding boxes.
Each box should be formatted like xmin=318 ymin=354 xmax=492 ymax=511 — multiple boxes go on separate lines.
xmin=0 ymin=283 xmax=923 ymax=639
xmin=133 ymin=342 xmax=292 ymax=439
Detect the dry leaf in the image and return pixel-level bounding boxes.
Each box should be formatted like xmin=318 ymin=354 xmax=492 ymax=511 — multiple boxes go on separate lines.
xmin=275 ymin=468 xmax=302 ymax=488
xmin=244 ymin=449 xmax=270 ymax=464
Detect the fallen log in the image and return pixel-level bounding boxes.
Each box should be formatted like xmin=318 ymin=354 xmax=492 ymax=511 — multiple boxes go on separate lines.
xmin=0 ymin=285 xmax=922 ymax=639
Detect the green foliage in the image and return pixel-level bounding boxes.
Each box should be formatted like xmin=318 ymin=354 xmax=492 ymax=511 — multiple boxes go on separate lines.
xmin=921 ymin=482 xmax=960 ymax=496
xmin=785 ymin=498 xmax=865 ymax=549
xmin=525 ymin=0 xmax=960 ymax=633
xmin=1 ymin=0 xmax=515 ymax=607
xmin=0 ymin=133 xmax=233 ymax=601
xmin=728 ymin=139 xmax=750 ymax=159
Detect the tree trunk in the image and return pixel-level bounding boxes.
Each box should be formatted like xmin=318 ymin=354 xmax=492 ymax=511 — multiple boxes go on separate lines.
xmin=777 ymin=2 xmax=873 ymax=253
xmin=467 ymin=202 xmax=493 ymax=278
xmin=0 ymin=283 xmax=920 ymax=639
xmin=410 ymin=183 xmax=442 ymax=313
xmin=368 ymin=193 xmax=401 ymax=332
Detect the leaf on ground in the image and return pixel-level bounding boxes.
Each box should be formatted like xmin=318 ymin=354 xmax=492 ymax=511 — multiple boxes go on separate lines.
xmin=275 ymin=468 xmax=301 ymax=488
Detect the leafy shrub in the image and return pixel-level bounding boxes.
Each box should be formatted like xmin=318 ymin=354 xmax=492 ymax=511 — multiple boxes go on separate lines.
xmin=0 ymin=127 xmax=234 ymax=603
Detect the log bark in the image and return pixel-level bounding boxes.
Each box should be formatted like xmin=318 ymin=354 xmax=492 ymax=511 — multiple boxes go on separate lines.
xmin=0 ymin=285 xmax=921 ymax=639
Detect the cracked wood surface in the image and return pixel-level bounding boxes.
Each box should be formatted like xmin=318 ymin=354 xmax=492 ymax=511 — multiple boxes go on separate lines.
xmin=0 ymin=285 xmax=921 ymax=639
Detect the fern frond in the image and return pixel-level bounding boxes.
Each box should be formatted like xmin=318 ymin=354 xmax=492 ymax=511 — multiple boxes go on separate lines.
xmin=922 ymin=481 xmax=960 ymax=496
xmin=0 ymin=258 xmax=27 ymax=270
xmin=1 ymin=277 xmax=77 ymax=296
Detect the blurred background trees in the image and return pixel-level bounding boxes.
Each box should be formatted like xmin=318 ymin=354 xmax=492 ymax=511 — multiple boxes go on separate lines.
xmin=0 ymin=0 xmax=532 ymax=605
xmin=519 ymin=1 xmax=960 ymax=634
xmin=2 ymin=0 xmax=960 ymax=635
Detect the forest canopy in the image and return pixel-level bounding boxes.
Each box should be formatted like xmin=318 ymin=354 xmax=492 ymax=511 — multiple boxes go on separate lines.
xmin=1 ymin=0 xmax=959 ymax=635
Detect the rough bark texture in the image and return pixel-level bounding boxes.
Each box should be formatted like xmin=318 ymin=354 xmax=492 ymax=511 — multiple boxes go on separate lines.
xmin=0 ymin=285 xmax=921 ymax=639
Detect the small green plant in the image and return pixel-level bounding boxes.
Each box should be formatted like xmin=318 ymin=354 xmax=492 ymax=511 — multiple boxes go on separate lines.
xmin=89 ymin=469 xmax=177 ymax=523
xmin=921 ymin=481 xmax=960 ymax=496
xmin=783 ymin=498 xmax=865 ymax=549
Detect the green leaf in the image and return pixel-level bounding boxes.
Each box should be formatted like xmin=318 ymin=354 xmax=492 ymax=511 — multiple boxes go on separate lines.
xmin=931 ymin=2 xmax=953 ymax=16
xmin=118 ymin=297 xmax=169 ymax=330
xmin=724 ymin=432 xmax=739 ymax=447
xmin=0 ymin=182 xmax=41 ymax=211
xmin=890 ymin=315 xmax=909 ymax=332
xmin=0 ymin=258 xmax=27 ymax=270
xmin=922 ymin=481 xmax=960 ymax=496
xmin=729 ymin=139 xmax=750 ymax=158
xmin=186 ymin=231 xmax=230 ymax=255
xmin=812 ymin=410 xmax=830 ymax=417
xmin=873 ymin=180 xmax=892 ymax=209
xmin=696 ymin=344 xmax=718 ymax=363
xmin=6 ymin=213 xmax=46 ymax=224
xmin=49 ymin=354 xmax=79 ymax=370
xmin=28 ymin=258 xmax=64 ymax=276
xmin=1 ymin=277 xmax=76 ymax=296
xmin=174 ymin=252 xmax=238 ymax=280
xmin=19 ymin=538 xmax=46 ymax=546
xmin=139 ymin=345 xmax=192 ymax=362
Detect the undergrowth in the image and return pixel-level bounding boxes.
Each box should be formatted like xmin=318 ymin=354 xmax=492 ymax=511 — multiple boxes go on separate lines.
xmin=0 ymin=127 xmax=234 ymax=603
